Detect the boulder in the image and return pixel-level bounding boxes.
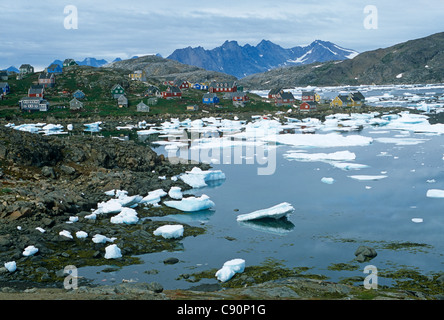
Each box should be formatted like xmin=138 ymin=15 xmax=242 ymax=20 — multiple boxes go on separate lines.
xmin=354 ymin=245 xmax=377 ymax=262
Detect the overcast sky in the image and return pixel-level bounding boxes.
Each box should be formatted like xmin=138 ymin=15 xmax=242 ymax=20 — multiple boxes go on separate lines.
xmin=1 ymin=0 xmax=443 ymax=70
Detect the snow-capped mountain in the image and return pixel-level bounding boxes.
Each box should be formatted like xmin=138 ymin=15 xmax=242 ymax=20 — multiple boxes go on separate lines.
xmin=167 ymin=40 xmax=358 ymax=78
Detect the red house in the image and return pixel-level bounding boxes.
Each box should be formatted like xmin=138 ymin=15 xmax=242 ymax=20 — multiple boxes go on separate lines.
xmin=209 ymin=81 xmax=237 ymax=93
xmin=38 ymin=72 xmax=55 ymax=88
xmin=300 ymin=101 xmax=317 ymax=111
xmin=161 ymin=86 xmax=182 ymax=99
xmin=174 ymin=80 xmax=190 ymax=90
xmin=275 ymin=91 xmax=295 ymax=106
xmin=28 ymin=85 xmax=44 ymax=98
xmin=268 ymin=88 xmax=283 ymax=99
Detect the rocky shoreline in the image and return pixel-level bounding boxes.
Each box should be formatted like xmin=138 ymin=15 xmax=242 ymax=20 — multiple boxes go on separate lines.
xmin=0 ymin=114 xmax=443 ymax=301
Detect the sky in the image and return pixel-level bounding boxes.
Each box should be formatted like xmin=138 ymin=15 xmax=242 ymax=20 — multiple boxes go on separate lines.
xmin=1 ymin=0 xmax=444 ymax=71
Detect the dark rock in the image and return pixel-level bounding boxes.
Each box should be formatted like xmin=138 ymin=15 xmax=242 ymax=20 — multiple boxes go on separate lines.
xmin=163 ymin=257 xmax=179 ymax=265
xmin=355 ymin=245 xmax=377 ymax=262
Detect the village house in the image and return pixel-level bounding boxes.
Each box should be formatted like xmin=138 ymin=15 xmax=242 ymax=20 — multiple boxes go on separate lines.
xmin=209 ymin=81 xmax=237 ymax=93
xmin=73 ymin=89 xmax=85 ymax=100
xmin=330 ymin=91 xmax=364 ymax=108
xmin=38 ymin=72 xmax=56 ymax=88
xmin=19 ymin=64 xmax=34 ymax=75
xmin=174 ymin=79 xmax=190 ymax=90
xmin=300 ymin=101 xmax=317 ymax=111
xmin=268 ymin=88 xmax=283 ymax=99
xmin=63 ymin=59 xmax=77 ymax=68
xmin=275 ymin=91 xmax=295 ymax=106
xmin=136 ymin=101 xmax=150 ymax=112
xmin=161 ymin=85 xmax=182 ymax=99
xmin=202 ymin=92 xmax=220 ymax=104
xmin=232 ymin=92 xmax=249 ymax=107
xmin=163 ymin=77 xmax=175 ymax=86
xmin=69 ymin=98 xmax=83 ymax=110
xmin=111 ymin=84 xmax=125 ymax=98
xmin=129 ymin=70 xmax=145 ymax=81
xmin=0 ymin=72 xmax=8 ymax=81
xmin=19 ymin=97 xmax=49 ymax=112
xmin=144 ymin=85 xmax=160 ymax=97
xmin=193 ymin=83 xmax=208 ymax=90
xmin=46 ymin=64 xmax=63 ymax=75
xmin=117 ymin=95 xmax=128 ymax=108
xmin=28 ymin=85 xmax=44 ymax=98
xmin=301 ymin=91 xmax=320 ymax=103
xmin=147 ymin=98 xmax=157 ymax=106
xmin=0 ymin=83 xmax=10 ymax=95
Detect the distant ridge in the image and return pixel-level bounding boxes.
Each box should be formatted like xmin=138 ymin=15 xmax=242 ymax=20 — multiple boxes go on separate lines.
xmin=167 ymin=40 xmax=358 ymax=78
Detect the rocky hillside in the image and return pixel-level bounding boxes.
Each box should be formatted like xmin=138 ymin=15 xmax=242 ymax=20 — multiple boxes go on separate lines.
xmin=239 ymin=32 xmax=444 ymax=89
xmin=103 ymin=55 xmax=237 ymax=83
xmin=168 ymin=40 xmax=358 ymax=79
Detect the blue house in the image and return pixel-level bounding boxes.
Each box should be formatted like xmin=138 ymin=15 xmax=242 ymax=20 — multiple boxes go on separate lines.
xmin=46 ymin=63 xmax=63 ymax=75
xmin=193 ymin=83 xmax=208 ymax=90
xmin=203 ymin=92 xmax=219 ymax=104
xmin=73 ymin=89 xmax=85 ymax=99
xmin=0 ymin=83 xmax=10 ymax=95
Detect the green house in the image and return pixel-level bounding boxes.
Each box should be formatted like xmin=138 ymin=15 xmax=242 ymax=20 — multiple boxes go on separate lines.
xmin=111 ymin=84 xmax=125 ymax=99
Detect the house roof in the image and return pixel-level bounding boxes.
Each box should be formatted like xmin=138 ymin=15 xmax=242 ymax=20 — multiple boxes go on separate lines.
xmin=111 ymin=84 xmax=124 ymax=91
xmin=28 ymin=87 xmax=44 ymax=94
xmin=39 ymin=72 xmax=54 ymax=79
xmin=0 ymin=83 xmax=9 ymax=88
xmin=203 ymin=93 xmax=218 ymax=98
xmin=166 ymin=85 xmax=181 ymax=93
xmin=269 ymin=88 xmax=283 ymax=95
xmin=278 ymin=92 xmax=295 ymax=100
xmin=70 ymin=98 xmax=82 ymax=104
xmin=351 ymin=91 xmax=365 ymax=101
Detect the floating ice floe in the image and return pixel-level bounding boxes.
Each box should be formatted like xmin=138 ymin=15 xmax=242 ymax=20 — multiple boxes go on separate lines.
xmin=215 ymin=259 xmax=245 ymax=282
xmin=348 ymin=175 xmax=388 ymax=181
xmin=179 ymin=167 xmax=226 ymax=189
xmin=4 ymin=261 xmax=16 ymax=273
xmin=375 ymin=137 xmax=428 ymax=146
xmin=110 ymin=207 xmax=139 ymax=225
xmin=23 ymin=245 xmax=38 ymax=257
xmin=328 ymin=162 xmax=369 ymax=171
xmin=153 ymin=225 xmax=184 ymax=239
xmin=412 ymin=218 xmax=423 ymax=223
xmin=237 ymin=202 xmax=294 ymax=222
xmin=104 ymin=244 xmax=122 ymax=259
xmin=284 ymin=150 xmax=356 ymax=162
xmin=164 ymin=194 xmax=215 ymax=212
xmin=168 ymin=187 xmax=183 ymax=200
xmin=321 ymin=177 xmax=335 ymax=184
xmin=426 ymin=189 xmax=444 ymax=198
xmin=140 ymin=189 xmax=167 ymax=206
xmin=264 ymin=133 xmax=373 ymax=148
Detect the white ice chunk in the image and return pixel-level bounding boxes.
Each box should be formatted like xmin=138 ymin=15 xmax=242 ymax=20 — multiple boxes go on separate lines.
xmin=164 ymin=194 xmax=215 ymax=212
xmin=426 ymin=189 xmax=444 ymax=198
xmin=76 ymin=231 xmax=88 ymax=238
xmin=140 ymin=189 xmax=167 ymax=205
xmin=153 ymin=225 xmax=184 ymax=239
xmin=329 ymin=162 xmax=369 ymax=170
xmin=180 ymin=167 xmax=226 ymax=189
xmin=348 ymin=175 xmax=387 ymax=181
xmin=265 ymin=133 xmax=373 ymax=148
xmin=104 ymin=244 xmax=122 ymax=259
xmin=68 ymin=216 xmax=79 ymax=223
xmin=321 ymin=177 xmax=335 ymax=184
xmin=23 ymin=246 xmax=38 ymax=257
xmin=35 ymin=227 xmax=46 ymax=233
xmin=92 ymin=234 xmax=116 ymax=244
xmin=215 ymin=259 xmax=246 ymax=282
xmin=168 ymin=186 xmax=183 ymax=200
xmin=4 ymin=261 xmax=16 ymax=272
xmin=284 ymin=150 xmax=356 ymax=162
xmin=110 ymin=207 xmax=139 ymax=225
xmin=237 ymin=202 xmax=294 ymax=222
xmin=412 ymin=218 xmax=423 ymax=223
xmin=59 ymin=230 xmax=73 ymax=239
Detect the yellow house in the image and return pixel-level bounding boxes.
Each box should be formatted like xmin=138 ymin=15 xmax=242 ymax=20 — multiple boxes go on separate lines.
xmin=129 ymin=70 xmax=144 ymax=81
xmin=330 ymin=92 xmax=364 ymax=108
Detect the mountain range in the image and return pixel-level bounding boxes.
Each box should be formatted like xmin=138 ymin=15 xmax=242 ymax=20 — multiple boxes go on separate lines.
xmin=239 ymin=32 xmax=444 ymax=89
xmin=167 ymin=40 xmax=359 ymax=78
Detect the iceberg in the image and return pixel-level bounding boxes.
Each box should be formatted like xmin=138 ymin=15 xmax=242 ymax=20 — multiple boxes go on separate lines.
xmin=349 ymin=175 xmax=388 ymax=181
xmin=59 ymin=230 xmax=73 ymax=239
xmin=236 ymin=202 xmax=294 ymax=222
xmin=153 ymin=224 xmax=184 ymax=239
xmin=164 ymin=194 xmax=215 ymax=212
xmin=76 ymin=231 xmax=88 ymax=239
xmin=328 ymin=162 xmax=369 ymax=171
xmin=140 ymin=189 xmax=167 ymax=206
xmin=4 ymin=261 xmax=16 ymax=272
xmin=215 ymin=259 xmax=245 ymax=282
xmin=23 ymin=245 xmax=38 ymax=257
xmin=104 ymin=244 xmax=122 ymax=259
xmin=168 ymin=186 xmax=183 ymax=200
xmin=284 ymin=150 xmax=356 ymax=162
xmin=264 ymin=133 xmax=373 ymax=148
xmin=426 ymin=189 xmax=444 ymax=198
xmin=92 ymin=234 xmax=116 ymax=244
xmin=179 ymin=167 xmax=226 ymax=189
xmin=110 ymin=207 xmax=139 ymax=225
xmin=321 ymin=177 xmax=335 ymax=184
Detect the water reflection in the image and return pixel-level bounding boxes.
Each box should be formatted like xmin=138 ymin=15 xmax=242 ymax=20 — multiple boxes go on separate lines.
xmin=238 ymin=217 xmax=295 ymax=235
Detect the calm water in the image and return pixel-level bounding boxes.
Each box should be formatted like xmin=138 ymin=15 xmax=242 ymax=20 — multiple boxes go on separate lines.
xmin=79 ymin=124 xmax=444 ymax=289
